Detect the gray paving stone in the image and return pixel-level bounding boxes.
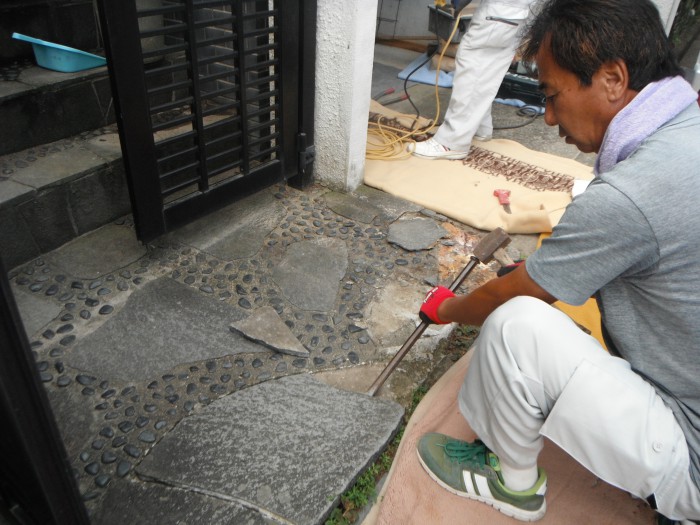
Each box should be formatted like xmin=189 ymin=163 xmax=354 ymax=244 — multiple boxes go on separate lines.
xmin=0 ymin=178 xmax=34 ymax=207
xmin=92 ymin=477 xmax=270 ymax=525
xmin=170 ymin=191 xmax=285 ymax=260
xmin=230 ymin=306 xmax=310 ymax=357
xmin=387 ymin=217 xmax=447 ymax=251
xmin=12 ymin=286 xmax=62 ymax=336
xmin=137 ymin=374 xmax=404 ymax=525
xmin=356 ymin=184 xmax=422 ymax=221
xmin=66 ymin=277 xmax=266 ymax=381
xmin=17 ymin=66 xmax=106 ymax=88
xmin=83 ymin=133 xmax=123 ymax=161
xmin=12 ymin=144 xmax=107 ymax=189
xmin=45 ymin=223 xmax=145 ymax=280
xmin=323 ymin=191 xmax=382 ymax=224
xmin=0 ymin=80 xmax=30 ymax=97
xmin=272 ymin=238 xmax=347 ymax=311
xmin=47 ymin=384 xmax=102 ymax=459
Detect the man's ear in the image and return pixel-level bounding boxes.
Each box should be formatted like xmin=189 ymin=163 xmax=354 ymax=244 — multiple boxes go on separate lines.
xmin=599 ymin=59 xmax=631 ymax=102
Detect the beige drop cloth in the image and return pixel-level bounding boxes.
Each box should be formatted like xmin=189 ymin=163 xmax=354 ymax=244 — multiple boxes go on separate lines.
xmin=363 ymin=350 xmax=656 ymax=525
xmin=364 ymin=139 xmax=594 ymax=234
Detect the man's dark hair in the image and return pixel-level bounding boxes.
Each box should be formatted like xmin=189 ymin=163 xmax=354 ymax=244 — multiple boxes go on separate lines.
xmin=520 ymin=0 xmax=682 ymax=91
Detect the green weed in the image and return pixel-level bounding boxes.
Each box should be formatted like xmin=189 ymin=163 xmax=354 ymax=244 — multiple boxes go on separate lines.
xmin=324 ymin=383 xmax=430 ymax=525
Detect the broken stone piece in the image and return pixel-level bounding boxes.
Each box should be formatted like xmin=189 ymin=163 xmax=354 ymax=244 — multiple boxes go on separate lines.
xmin=229 ymin=306 xmax=310 ymax=357
xmin=387 ymin=218 xmax=447 ymax=251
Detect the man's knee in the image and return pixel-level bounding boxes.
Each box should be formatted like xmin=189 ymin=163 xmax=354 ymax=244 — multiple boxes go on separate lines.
xmin=477 ymin=296 xmax=569 ymax=363
xmin=482 ymin=296 xmax=555 ymax=336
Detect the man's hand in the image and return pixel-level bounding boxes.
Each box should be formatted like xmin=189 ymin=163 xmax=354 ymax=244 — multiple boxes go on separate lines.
xmin=496 ymin=260 xmax=524 ymax=277
xmin=437 ymin=263 xmax=557 ymax=326
xmin=419 ymin=286 xmax=455 ymax=324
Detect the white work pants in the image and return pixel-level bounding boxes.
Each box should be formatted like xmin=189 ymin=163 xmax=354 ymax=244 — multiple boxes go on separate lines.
xmin=458 ymin=296 xmax=700 ymax=520
xmin=434 ymin=0 xmax=536 ymax=151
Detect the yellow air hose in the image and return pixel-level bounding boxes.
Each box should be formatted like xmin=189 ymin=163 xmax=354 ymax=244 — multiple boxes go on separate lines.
xmin=366 ymin=5 xmax=466 ymax=161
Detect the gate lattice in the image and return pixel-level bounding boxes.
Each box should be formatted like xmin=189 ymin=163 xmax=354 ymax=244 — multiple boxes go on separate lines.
xmin=97 ymin=0 xmax=315 ymax=242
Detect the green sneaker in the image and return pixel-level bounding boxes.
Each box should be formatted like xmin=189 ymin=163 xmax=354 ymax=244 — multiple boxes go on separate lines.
xmin=417 ymin=433 xmax=547 ymax=522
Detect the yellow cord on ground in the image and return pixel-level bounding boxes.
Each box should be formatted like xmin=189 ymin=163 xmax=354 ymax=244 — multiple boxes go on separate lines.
xmin=366 ymin=118 xmax=420 ymax=160
xmin=366 ymin=6 xmax=466 ymax=160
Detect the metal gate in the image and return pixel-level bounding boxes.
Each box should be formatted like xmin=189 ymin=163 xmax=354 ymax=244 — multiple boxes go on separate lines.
xmin=0 ymin=259 xmax=89 ymax=524
xmin=97 ymin=0 xmax=316 ymax=242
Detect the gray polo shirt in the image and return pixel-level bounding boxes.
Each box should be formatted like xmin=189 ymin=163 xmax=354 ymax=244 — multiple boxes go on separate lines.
xmin=526 ymin=103 xmax=700 ymax=488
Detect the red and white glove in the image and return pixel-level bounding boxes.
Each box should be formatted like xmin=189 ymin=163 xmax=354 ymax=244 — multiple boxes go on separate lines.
xmin=419 ymin=286 xmax=455 ymax=324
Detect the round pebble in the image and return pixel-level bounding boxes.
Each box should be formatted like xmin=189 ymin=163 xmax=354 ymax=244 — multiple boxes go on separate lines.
xmin=116 ymin=461 xmax=131 ymax=477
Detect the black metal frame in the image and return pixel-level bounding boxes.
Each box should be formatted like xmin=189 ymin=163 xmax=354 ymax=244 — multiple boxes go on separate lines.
xmin=0 ymin=260 xmax=89 ymax=524
xmin=281 ymin=0 xmax=316 ymax=189
xmin=97 ymin=0 xmax=316 ymax=243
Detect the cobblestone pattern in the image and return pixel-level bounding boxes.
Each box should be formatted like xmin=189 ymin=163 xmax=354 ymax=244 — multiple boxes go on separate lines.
xmin=8 ymin=183 xmax=441 ymax=513
xmin=0 ymin=59 xmax=33 ymax=82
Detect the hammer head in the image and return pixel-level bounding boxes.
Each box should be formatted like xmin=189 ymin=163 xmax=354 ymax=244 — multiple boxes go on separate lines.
xmin=472 ymin=227 xmax=511 ymax=264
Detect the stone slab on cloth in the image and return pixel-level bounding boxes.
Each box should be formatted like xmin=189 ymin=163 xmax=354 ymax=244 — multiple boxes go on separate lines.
xmin=230 ymin=305 xmax=310 ymax=357
xmin=364 ymin=138 xmax=594 ymax=234
xmin=66 ymin=277 xmax=266 ymax=382
xmin=137 ymin=373 xmax=404 ymax=525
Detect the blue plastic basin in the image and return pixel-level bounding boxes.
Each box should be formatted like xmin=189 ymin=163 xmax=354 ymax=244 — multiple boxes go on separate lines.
xmin=12 ymin=32 xmax=107 ymax=73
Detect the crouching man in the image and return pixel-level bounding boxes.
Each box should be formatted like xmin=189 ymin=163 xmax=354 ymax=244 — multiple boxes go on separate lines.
xmin=417 ymin=0 xmax=700 ymax=521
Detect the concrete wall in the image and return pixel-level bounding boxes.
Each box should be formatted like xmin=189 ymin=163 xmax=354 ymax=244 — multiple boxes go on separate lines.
xmin=312 ymin=0 xmax=681 ymax=192
xmin=376 ymin=0 xmax=435 ymax=40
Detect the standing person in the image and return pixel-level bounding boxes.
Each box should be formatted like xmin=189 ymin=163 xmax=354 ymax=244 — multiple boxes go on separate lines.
xmin=408 ymin=0 xmax=539 ymax=160
xmin=416 ymin=0 xmax=700 ymax=522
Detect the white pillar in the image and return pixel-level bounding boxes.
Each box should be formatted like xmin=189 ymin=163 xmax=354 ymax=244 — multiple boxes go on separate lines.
xmin=653 ymin=0 xmax=682 ymax=34
xmin=313 ymin=1 xmax=378 ymax=191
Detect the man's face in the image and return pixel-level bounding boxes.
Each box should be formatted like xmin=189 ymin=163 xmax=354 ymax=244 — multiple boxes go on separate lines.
xmin=536 ymin=43 xmax=619 ymax=154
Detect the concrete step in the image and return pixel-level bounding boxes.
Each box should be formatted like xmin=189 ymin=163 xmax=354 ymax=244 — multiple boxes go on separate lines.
xmin=0 ymin=64 xmax=114 ymax=156
xmin=0 ymin=0 xmax=179 ymax=157
xmin=0 ymin=126 xmax=130 ymax=270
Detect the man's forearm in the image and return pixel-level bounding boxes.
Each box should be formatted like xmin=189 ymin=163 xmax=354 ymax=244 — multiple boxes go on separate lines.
xmin=437 ymin=281 xmax=514 ymax=326
xmin=436 ymin=265 xmax=556 ymax=326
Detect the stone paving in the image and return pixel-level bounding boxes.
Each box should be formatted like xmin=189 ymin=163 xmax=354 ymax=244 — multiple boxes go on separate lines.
xmin=9 ymin=181 xmax=508 ymax=523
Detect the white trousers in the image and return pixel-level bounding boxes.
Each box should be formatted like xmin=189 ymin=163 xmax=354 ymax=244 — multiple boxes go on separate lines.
xmin=458 ymin=296 xmax=700 ymax=520
xmin=434 ymin=0 xmax=536 ymax=151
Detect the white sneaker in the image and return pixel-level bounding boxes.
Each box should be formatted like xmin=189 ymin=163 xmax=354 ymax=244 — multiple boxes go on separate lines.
xmin=408 ymin=138 xmax=468 ymax=160
xmin=474 ymin=133 xmax=492 ymax=142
